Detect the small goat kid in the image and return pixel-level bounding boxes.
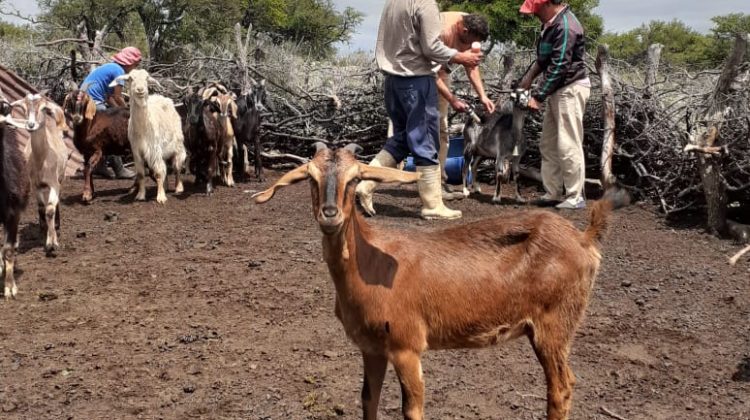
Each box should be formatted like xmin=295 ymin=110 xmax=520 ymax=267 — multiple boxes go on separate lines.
xmin=111 ymin=70 xmax=186 ymax=203
xmin=14 ymin=93 xmax=68 ymax=253
xmin=254 ymin=144 xmax=628 ymax=420
xmin=463 ymin=91 xmax=529 ymax=203
xmin=62 ymin=90 xmax=131 ymax=202
xmin=0 ymin=95 xmax=31 ymax=298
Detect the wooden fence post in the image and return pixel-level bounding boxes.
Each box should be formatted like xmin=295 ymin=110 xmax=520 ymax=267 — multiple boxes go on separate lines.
xmin=596 ymin=44 xmax=616 ymax=189
xmin=686 ymin=34 xmax=748 ymax=236
xmin=645 ymin=43 xmax=663 ymax=95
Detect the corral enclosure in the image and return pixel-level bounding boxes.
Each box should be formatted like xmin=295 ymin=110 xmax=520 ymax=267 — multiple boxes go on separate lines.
xmin=0 ymin=177 xmax=749 ymax=419
xmin=0 ymin=13 xmax=749 ymax=420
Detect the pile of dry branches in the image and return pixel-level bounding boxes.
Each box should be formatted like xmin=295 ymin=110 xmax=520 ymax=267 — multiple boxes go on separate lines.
xmin=3 ymin=31 xmax=749 ymax=217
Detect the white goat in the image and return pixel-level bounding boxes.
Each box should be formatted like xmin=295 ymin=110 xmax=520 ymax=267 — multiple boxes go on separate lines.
xmin=111 ymin=69 xmax=186 ymax=203
xmin=14 ymin=93 xmax=68 ymax=253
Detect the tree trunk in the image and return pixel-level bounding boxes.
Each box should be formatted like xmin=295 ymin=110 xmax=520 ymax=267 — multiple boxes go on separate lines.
xmin=596 ymin=44 xmax=616 ymax=189
xmin=689 ymin=34 xmax=748 ymax=236
xmin=645 ymin=43 xmax=663 ymax=95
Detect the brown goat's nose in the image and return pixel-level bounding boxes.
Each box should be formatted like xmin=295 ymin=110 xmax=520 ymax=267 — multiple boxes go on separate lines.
xmin=322 ymin=206 xmax=338 ymax=218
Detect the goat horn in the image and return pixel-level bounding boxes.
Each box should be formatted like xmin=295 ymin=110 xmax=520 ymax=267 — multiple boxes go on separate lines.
xmin=148 ymin=76 xmax=165 ymax=90
xmin=314 ymin=142 xmax=329 ymax=154
xmin=202 ymin=87 xmax=218 ymax=100
xmin=252 ymin=163 xmax=310 ymax=204
xmin=343 ymin=143 xmax=363 ymax=155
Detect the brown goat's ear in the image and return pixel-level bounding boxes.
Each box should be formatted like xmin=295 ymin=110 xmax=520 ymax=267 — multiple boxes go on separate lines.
xmin=53 ymin=106 xmax=67 ymax=130
xmin=84 ymin=98 xmax=97 ymax=120
xmin=252 ymin=163 xmax=309 ymax=204
xmin=230 ymin=101 xmax=238 ymax=119
xmin=358 ymin=164 xmax=420 ymax=185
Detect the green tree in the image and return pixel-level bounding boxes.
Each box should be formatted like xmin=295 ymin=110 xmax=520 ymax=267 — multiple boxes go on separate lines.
xmin=437 ymin=0 xmax=603 ymax=49
xmin=708 ymin=13 xmax=750 ymax=65
xmin=241 ymin=0 xmax=363 ymax=58
xmin=0 ymin=21 xmax=35 ymax=40
xmin=600 ymin=20 xmax=714 ymax=68
xmin=37 ymin=0 xmax=246 ymax=62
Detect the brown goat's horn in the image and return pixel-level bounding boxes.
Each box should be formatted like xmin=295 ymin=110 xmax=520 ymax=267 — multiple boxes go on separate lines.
xmin=314 ymin=142 xmax=329 ymax=154
xmin=343 ymin=143 xmax=362 ymax=155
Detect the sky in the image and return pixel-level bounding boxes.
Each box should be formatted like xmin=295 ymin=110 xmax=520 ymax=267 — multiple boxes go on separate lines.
xmin=331 ymin=0 xmax=750 ymax=53
xmin=2 ymin=0 xmax=749 ymax=53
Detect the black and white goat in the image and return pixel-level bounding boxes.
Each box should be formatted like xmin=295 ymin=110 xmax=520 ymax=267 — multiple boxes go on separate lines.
xmin=0 ymin=92 xmax=31 ymax=298
xmin=462 ymin=89 xmax=529 ymax=203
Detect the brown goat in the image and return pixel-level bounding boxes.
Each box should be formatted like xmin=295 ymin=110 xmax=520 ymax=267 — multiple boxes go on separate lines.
xmin=254 ymin=145 xmax=628 ymax=420
xmin=62 ymin=90 xmax=131 ymax=202
xmin=182 ymin=91 xmax=222 ymax=195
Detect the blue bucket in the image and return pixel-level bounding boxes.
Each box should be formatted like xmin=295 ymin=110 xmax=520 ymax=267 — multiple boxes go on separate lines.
xmin=402 ymin=137 xmax=468 ymax=185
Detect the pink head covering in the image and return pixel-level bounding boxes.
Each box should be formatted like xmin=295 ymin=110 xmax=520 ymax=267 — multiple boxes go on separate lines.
xmin=112 ymin=47 xmax=142 ymax=66
xmin=519 ymin=0 xmax=549 ymax=15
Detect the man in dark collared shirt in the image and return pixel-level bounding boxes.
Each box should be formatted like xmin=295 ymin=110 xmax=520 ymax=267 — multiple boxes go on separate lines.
xmin=519 ymin=0 xmax=591 ymax=209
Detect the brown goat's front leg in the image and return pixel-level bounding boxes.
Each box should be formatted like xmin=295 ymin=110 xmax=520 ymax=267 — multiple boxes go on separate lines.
xmin=362 ymin=353 xmax=388 ymax=420
xmin=390 ymin=350 xmax=425 ymax=420
xmin=83 ymin=150 xmax=102 ymax=202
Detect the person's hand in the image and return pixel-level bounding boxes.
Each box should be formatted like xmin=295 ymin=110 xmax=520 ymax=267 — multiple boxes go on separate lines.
xmin=452 ymin=50 xmax=482 ymax=67
xmin=450 ymin=97 xmax=469 ymax=113
xmin=480 ymin=96 xmax=495 ymax=114
xmin=527 ymin=97 xmax=542 ymax=112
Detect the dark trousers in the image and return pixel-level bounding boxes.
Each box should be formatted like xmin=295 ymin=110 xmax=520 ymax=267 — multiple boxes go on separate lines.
xmin=383 ymin=74 xmax=440 ymax=167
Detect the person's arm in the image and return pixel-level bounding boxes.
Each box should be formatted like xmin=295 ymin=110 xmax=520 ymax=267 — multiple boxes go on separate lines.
xmin=108 ymin=85 xmax=127 ymax=108
xmin=519 ymin=62 xmax=543 ymax=90
xmin=416 ymin=0 xmax=481 ymax=67
xmin=465 ymin=65 xmax=495 ymax=113
xmin=436 ymin=68 xmax=468 ymax=112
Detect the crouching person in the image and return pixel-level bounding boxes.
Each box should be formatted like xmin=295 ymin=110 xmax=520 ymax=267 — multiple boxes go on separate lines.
xmin=518 ymin=0 xmax=591 ymax=209
xmin=356 ymin=0 xmax=481 ymax=220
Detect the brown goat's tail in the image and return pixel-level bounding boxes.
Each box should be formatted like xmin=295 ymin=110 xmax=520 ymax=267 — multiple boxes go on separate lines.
xmin=584 ymin=187 xmax=631 ymax=244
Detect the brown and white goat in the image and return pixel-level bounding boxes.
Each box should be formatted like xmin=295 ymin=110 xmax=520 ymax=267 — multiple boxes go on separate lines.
xmin=62 ymin=90 xmax=131 ymax=202
xmin=254 ymin=144 xmax=628 ymax=420
xmin=202 ymin=85 xmax=238 ymax=187
xmin=15 ymin=93 xmax=68 ymax=254
xmin=0 ymin=93 xmax=31 ymax=298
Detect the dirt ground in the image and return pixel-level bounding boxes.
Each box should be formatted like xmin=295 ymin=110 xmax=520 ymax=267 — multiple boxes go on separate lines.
xmin=0 ymin=172 xmax=749 ymax=420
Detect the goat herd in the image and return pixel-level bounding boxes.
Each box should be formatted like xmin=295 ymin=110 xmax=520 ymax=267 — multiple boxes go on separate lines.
xmin=0 ymin=69 xmax=266 ymax=299
xmin=0 ymin=67 xmax=633 ymax=420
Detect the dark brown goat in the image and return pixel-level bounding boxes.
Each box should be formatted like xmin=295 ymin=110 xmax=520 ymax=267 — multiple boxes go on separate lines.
xmin=254 ymin=144 xmax=629 ymax=420
xmin=62 ymin=90 xmax=131 ymax=202
xmin=0 ymin=94 xmax=30 ymax=299
xmin=183 ymin=92 xmax=222 ymax=195
xmin=232 ymin=80 xmax=267 ymax=182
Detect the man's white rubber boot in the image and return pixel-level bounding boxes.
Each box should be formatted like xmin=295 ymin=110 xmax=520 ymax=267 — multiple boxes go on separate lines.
xmin=355 ymin=150 xmax=397 ymax=216
xmin=417 ymin=165 xmax=462 ymax=220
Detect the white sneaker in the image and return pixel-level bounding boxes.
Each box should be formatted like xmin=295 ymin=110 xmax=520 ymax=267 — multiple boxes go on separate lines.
xmin=556 ymin=196 xmax=586 ymax=209
xmin=532 ymin=193 xmax=562 ymax=207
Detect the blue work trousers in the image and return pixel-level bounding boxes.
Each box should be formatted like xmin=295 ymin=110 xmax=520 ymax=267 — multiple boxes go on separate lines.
xmin=383 ymin=74 xmax=440 ymax=167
